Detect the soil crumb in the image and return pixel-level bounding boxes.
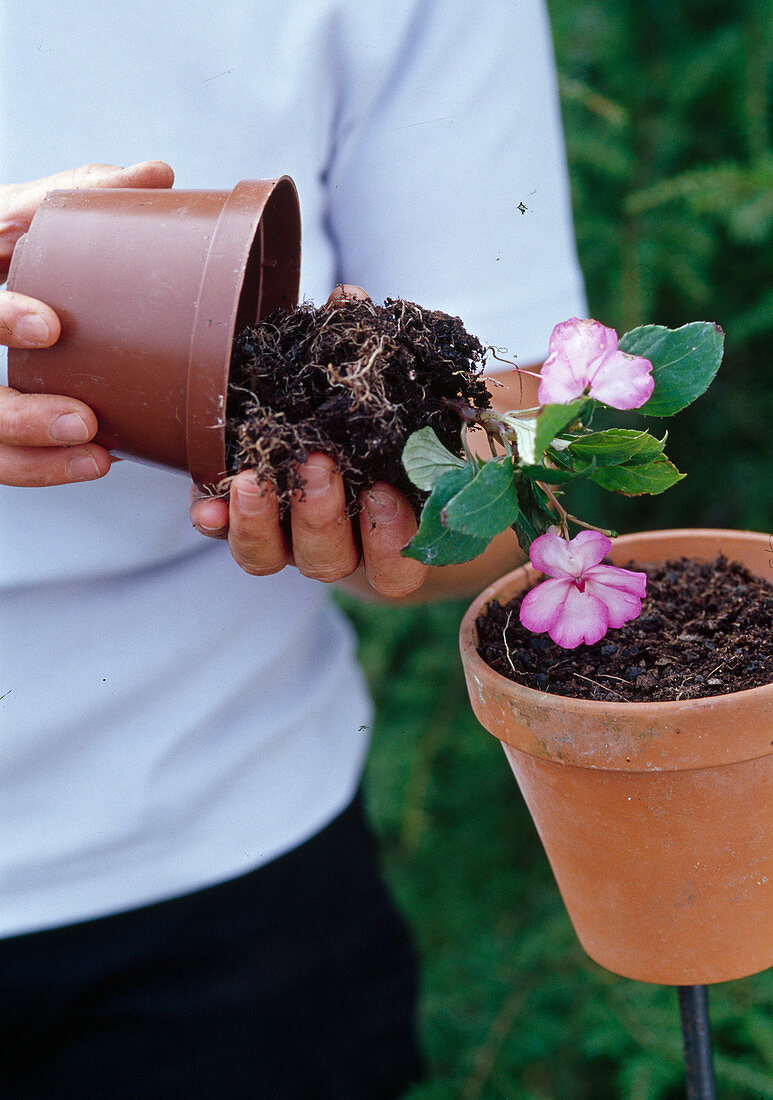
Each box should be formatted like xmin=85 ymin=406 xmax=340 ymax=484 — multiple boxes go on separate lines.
xmin=226 ymin=297 xmax=490 ymax=510
xmin=476 ymin=555 xmax=773 ymax=701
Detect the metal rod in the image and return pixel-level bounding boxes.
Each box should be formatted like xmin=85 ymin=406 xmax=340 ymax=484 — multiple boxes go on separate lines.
xmin=677 ymin=985 xmax=717 ymax=1099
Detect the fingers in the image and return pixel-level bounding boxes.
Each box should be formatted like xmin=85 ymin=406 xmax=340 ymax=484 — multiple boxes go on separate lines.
xmin=190 ymin=487 xmax=230 ymax=538
xmin=0 ymin=442 xmax=112 ymax=487
xmin=205 ymin=456 xmax=361 ymax=583
xmin=0 ymin=384 xmax=110 ymax=486
xmin=0 ymin=290 xmax=61 ymax=348
xmin=196 ymin=455 xmax=427 ymax=599
xmin=325 ymin=284 xmax=370 ymax=306
xmin=289 ymin=456 xmax=360 ymax=582
xmin=359 ymin=483 xmax=428 ymax=597
xmin=38 ymin=160 xmax=175 ymax=194
xmin=0 ymin=160 xmax=173 ymax=484
xmin=0 ymin=385 xmax=97 ymax=446
xmin=226 ymin=470 xmax=292 ymax=576
xmin=1 ymin=161 xmax=175 ymax=275
xmin=201 ymin=283 xmax=371 ymax=572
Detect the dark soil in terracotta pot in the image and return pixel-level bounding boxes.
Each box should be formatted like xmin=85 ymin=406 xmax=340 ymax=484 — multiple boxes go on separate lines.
xmin=226 ymin=297 xmax=490 ymax=510
xmin=476 ymin=556 xmax=773 ymax=702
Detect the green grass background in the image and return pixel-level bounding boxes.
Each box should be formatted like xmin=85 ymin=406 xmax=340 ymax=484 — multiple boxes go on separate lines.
xmin=338 ymin=2 xmax=773 ymax=1096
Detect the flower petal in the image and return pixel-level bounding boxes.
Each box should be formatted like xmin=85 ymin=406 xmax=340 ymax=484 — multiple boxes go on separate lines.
xmin=587 ymin=350 xmax=654 ymax=410
xmin=567 ymin=529 xmax=614 ymax=572
xmin=519 ymin=577 xmax=573 ymax=633
xmin=584 ymin=563 xmax=648 ymax=597
xmin=537 ymin=364 xmax=585 ymax=406
xmin=519 ymin=577 xmax=611 ymax=648
xmin=528 ymin=528 xmax=578 ymax=579
xmin=583 ymin=564 xmax=647 ymax=628
xmin=547 ymin=583 xmax=610 ymax=648
xmin=529 ymin=527 xmax=612 ymax=580
xmin=550 ymin=318 xmax=619 ymax=367
xmin=538 ymin=318 xmax=619 ymax=406
xmin=583 ymin=579 xmax=643 ymax=629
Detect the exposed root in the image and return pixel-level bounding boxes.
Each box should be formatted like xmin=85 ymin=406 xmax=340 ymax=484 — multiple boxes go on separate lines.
xmin=226 ymin=297 xmax=491 ymax=512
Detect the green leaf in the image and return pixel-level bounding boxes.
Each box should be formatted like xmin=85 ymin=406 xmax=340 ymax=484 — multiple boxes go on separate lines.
xmin=402 ymin=466 xmax=490 ymax=565
xmin=568 ymin=428 xmax=666 ymax=467
xmin=401 ymin=426 xmax=466 ymax=491
xmin=513 ymin=479 xmax=555 ymax=554
xmin=589 ymin=454 xmax=685 ymax=495
xmin=534 ymin=399 xmax=587 ymax=457
xmin=518 ymin=463 xmax=586 ymax=483
xmin=441 ymin=457 xmax=521 ymax=539
xmin=498 ymin=413 xmax=537 ymax=464
xmin=619 ymin=322 xmax=724 ymax=417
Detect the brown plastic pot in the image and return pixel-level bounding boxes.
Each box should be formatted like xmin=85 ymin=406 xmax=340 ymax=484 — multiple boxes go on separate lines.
xmin=460 ymin=528 xmax=773 ymax=985
xmin=7 ymin=178 xmax=301 ymax=491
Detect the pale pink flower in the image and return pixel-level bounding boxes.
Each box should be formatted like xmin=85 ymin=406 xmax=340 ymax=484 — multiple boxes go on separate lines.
xmin=519 ymin=528 xmax=647 ymax=649
xmin=538 ymin=318 xmax=655 ymax=410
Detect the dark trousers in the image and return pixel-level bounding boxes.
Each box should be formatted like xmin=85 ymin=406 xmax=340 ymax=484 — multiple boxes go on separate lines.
xmin=1 ymin=794 xmax=423 ymax=1099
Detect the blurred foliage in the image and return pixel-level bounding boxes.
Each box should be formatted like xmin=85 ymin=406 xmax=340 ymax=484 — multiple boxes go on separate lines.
xmin=550 ymin=0 xmax=773 ymax=536
xmin=338 ymin=596 xmax=773 ymax=1099
xmin=339 ymin=2 xmax=773 ymax=1096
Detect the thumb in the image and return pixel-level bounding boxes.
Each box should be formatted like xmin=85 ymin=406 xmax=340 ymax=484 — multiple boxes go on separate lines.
xmin=326 ymin=284 xmax=371 ymax=306
xmin=1 ymin=161 xmax=175 ymax=274
xmin=0 ymin=290 xmax=61 ymax=348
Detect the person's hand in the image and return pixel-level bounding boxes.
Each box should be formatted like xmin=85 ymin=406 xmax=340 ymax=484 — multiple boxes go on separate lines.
xmin=190 ymin=285 xmax=429 ymax=598
xmin=0 ymin=161 xmax=174 ymax=486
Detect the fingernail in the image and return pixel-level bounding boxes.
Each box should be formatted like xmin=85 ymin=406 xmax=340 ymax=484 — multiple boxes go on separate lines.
xmin=194 ymin=521 xmax=226 ymax=536
xmin=302 ymin=463 xmax=334 ymax=496
xmin=51 ymin=412 xmax=90 ymax=443
xmin=235 ymin=481 xmax=265 ymax=514
xmin=67 ymin=454 xmax=101 ymax=480
xmin=14 ymin=313 xmax=52 ymax=346
xmin=365 ymin=489 xmax=398 ymax=522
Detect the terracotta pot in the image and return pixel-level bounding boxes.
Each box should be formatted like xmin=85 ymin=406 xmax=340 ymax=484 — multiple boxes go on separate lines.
xmin=460 ymin=529 xmax=773 ymax=985
xmin=7 ymin=178 xmax=301 ymax=491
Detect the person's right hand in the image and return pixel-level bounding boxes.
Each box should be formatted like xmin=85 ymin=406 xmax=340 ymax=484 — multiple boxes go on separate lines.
xmin=0 ymin=161 xmax=174 ymax=486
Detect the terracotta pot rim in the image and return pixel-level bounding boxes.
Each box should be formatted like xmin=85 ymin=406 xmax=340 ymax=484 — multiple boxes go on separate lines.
xmin=460 ymin=527 xmax=773 ymax=984
xmin=460 ymin=528 xmax=773 ymax=771
xmin=462 ymin=526 xmax=773 ymax=715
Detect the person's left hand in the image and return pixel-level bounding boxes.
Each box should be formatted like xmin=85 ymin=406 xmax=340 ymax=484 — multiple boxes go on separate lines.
xmin=0 ymin=161 xmax=174 ymax=487
xmin=190 ymin=286 xmax=428 ymax=598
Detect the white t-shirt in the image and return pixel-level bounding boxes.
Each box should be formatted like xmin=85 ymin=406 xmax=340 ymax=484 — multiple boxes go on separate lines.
xmin=0 ymin=0 xmax=586 ymax=937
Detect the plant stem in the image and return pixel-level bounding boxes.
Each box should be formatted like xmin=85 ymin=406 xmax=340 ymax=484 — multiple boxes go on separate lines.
xmin=538 ymin=483 xmax=570 ymax=538
xmin=461 ymin=426 xmax=477 ymax=466
xmin=537 ymin=484 xmax=616 ymax=540
xmin=564 ymin=512 xmax=617 ymax=538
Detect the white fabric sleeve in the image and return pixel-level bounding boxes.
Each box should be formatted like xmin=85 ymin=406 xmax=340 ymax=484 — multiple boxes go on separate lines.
xmin=322 ymin=0 xmax=587 ymax=370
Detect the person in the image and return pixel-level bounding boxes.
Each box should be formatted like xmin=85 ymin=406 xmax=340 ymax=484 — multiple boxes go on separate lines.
xmin=0 ymin=1 xmax=586 ymax=1096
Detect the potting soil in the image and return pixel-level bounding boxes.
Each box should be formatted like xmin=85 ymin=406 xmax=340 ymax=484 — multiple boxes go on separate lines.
xmin=226 ymin=297 xmax=490 ymax=511
xmin=476 ymin=555 xmax=773 ymax=701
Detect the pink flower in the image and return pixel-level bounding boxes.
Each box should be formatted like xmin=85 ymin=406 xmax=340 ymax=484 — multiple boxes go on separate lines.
xmin=519 ymin=528 xmax=647 ymax=649
xmin=538 ymin=318 xmax=655 ymax=410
